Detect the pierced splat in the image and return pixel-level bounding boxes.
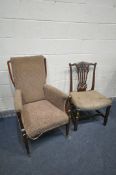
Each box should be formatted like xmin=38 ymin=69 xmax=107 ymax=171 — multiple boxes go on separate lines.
xmin=76 ymin=62 xmax=89 ymax=91
xmin=69 ymin=62 xmax=97 ymax=92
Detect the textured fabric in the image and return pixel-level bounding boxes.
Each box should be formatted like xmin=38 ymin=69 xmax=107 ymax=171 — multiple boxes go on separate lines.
xmin=22 ymin=100 xmax=69 ymax=138
xmin=70 ymin=90 xmax=112 ymax=110
xmin=44 ymin=84 xmax=68 ymax=111
xmin=11 ymin=56 xmax=46 ymax=104
xmin=14 ymin=89 xmax=23 ymax=112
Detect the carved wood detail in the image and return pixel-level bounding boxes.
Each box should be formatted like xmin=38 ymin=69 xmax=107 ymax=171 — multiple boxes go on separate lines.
xmin=69 ymin=61 xmax=97 ymax=92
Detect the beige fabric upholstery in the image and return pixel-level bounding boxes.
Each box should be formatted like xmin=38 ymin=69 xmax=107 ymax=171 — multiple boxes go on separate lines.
xmin=70 ymin=90 xmax=112 ymax=110
xmin=22 ymin=100 xmax=69 ymax=138
xmin=10 ymin=56 xmax=69 ymax=139
xmin=14 ymin=89 xmax=23 ymax=112
xmin=44 ymin=84 xmax=68 ymax=111
xmin=11 ymin=56 xmax=46 ymax=104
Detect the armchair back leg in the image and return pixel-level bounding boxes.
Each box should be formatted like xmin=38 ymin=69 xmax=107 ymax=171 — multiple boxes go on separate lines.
xmin=66 ymin=123 xmax=70 ymax=136
xmin=104 ymin=105 xmax=111 ymax=126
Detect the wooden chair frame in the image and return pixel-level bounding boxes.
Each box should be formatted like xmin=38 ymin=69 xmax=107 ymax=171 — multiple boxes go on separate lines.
xmin=69 ymin=61 xmax=111 ymax=131
xmin=7 ymin=59 xmax=70 ymax=155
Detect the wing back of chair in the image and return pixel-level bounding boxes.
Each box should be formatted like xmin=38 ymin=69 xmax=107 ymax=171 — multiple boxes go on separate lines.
xmin=9 ymin=55 xmax=47 ymax=104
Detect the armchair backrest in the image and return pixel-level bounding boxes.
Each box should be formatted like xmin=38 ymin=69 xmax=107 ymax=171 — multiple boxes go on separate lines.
xmin=8 ymin=55 xmax=47 ymax=104
xmin=69 ymin=61 xmax=97 ymax=92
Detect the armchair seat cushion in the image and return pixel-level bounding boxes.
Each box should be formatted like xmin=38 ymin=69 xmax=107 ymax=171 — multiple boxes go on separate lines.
xmin=22 ymin=100 xmax=69 ymax=138
xmin=70 ymin=90 xmax=112 ymax=111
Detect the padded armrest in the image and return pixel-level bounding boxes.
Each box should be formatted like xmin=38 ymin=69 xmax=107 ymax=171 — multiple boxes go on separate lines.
xmin=14 ymin=89 xmax=23 ymax=112
xmin=44 ymin=84 xmax=68 ymax=111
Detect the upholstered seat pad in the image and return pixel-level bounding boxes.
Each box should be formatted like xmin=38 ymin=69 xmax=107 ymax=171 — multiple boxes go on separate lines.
xmin=22 ymin=100 xmax=68 ymax=138
xmin=70 ymin=90 xmax=112 ymax=110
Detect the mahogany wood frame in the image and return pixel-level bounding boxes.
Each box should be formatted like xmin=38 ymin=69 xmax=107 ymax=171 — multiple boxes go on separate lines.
xmin=69 ymin=61 xmax=111 ymax=131
xmin=7 ymin=58 xmax=70 ymax=155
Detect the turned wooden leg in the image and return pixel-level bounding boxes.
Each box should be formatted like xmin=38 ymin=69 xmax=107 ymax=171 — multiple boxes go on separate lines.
xmin=65 ymin=103 xmax=71 ymax=136
xmin=23 ymin=133 xmax=30 ymax=155
xmin=71 ymin=109 xmax=77 ymax=131
xmin=104 ymin=105 xmax=111 ymax=126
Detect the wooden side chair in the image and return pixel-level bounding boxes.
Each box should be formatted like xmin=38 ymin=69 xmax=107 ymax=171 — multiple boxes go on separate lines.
xmin=7 ymin=55 xmax=70 ymax=154
xmin=69 ymin=61 xmax=112 ymax=131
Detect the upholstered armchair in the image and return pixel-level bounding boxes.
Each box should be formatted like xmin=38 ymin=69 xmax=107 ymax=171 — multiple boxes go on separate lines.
xmin=7 ymin=56 xmax=70 ymax=154
xmin=69 ymin=61 xmax=112 ymax=131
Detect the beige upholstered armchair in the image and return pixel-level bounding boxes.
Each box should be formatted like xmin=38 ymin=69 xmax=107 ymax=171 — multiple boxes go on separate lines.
xmin=69 ymin=62 xmax=112 ymax=131
xmin=7 ymin=56 xmax=70 ymax=154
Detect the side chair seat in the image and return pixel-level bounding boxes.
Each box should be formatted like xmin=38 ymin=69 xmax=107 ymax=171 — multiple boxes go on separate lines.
xmin=22 ymin=100 xmax=69 ymax=138
xmin=70 ymin=90 xmax=112 ymax=111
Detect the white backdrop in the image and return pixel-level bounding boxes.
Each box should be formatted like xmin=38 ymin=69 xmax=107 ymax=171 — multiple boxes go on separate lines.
xmin=0 ymin=0 xmax=116 ymax=111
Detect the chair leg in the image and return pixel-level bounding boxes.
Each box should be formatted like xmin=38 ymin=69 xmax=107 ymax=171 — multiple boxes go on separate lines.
xmin=66 ymin=123 xmax=70 ymax=136
xmin=70 ymin=109 xmax=76 ymax=131
xmin=23 ymin=133 xmax=30 ymax=155
xmin=74 ymin=116 xmax=77 ymax=131
xmin=74 ymin=111 xmax=79 ymax=131
xmin=17 ymin=112 xmax=30 ymax=155
xmin=103 ymin=105 xmax=111 ymax=126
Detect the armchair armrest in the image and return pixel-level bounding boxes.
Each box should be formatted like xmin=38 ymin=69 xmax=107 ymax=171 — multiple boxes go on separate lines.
xmin=14 ymin=89 xmax=23 ymax=112
xmin=44 ymin=84 xmax=68 ymax=111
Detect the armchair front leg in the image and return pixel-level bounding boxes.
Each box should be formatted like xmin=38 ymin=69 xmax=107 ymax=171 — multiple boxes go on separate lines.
xmin=17 ymin=112 xmax=30 ymax=155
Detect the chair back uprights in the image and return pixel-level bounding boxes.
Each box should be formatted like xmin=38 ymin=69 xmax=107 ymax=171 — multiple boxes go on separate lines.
xmin=69 ymin=62 xmax=97 ymax=92
xmin=7 ymin=60 xmax=15 ymax=87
